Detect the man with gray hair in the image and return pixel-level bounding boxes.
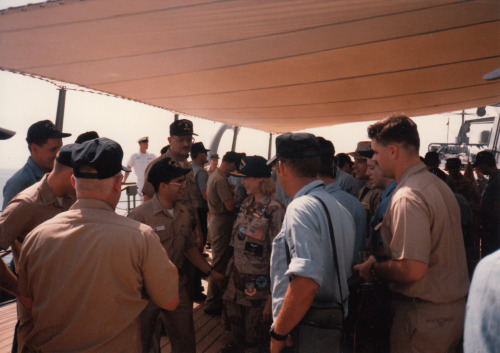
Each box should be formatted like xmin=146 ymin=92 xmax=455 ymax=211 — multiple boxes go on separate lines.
xmin=17 ymin=138 xmax=179 ymax=352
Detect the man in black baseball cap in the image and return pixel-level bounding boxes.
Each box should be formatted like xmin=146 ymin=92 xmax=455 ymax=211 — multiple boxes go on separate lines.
xmin=128 ymin=157 xmax=224 ymax=352
xmin=17 ymin=139 xmax=179 ymax=353
xmin=268 ymin=132 xmax=355 ymax=352
xmin=3 ymin=120 xmax=72 ymax=210
xmin=142 ymin=118 xmax=207 ymax=306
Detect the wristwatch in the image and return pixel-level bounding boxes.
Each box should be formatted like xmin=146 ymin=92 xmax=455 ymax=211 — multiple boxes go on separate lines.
xmin=269 ymin=328 xmax=288 ymax=341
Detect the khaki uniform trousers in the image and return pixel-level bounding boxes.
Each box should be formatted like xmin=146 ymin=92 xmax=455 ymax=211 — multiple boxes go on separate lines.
xmin=390 ymin=296 xmax=465 ymax=353
xmin=206 ymin=213 xmax=234 ymax=310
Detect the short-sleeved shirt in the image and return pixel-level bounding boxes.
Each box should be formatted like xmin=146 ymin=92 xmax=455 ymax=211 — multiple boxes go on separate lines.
xmin=325 ymin=182 xmax=367 ymax=258
xmin=463 ymin=249 xmax=500 ymax=353
xmin=127 ymin=194 xmax=196 ymax=269
xmin=333 ymin=169 xmax=360 ymax=197
xmin=380 ymin=162 xmax=470 ymax=303
xmin=224 ymin=194 xmax=285 ymax=304
xmin=191 ymin=161 xmax=209 ymax=210
xmin=0 ymin=174 xmax=75 ymax=269
xmin=207 ymin=168 xmax=234 ymax=215
xmin=271 ymin=180 xmax=355 ymax=322
xmin=17 ymin=198 xmax=179 ymax=353
xmin=142 ymin=149 xmax=198 ymax=227
xmin=2 ymin=157 xmax=45 ymax=210
xmin=127 ymin=151 xmax=156 ymax=194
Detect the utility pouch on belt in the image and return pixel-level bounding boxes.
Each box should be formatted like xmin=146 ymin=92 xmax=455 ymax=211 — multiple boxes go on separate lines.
xmin=292 ymin=306 xmax=344 ymax=353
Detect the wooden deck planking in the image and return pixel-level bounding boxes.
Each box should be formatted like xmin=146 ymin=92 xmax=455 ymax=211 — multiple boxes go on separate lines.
xmin=0 ymin=301 xmax=16 ymax=353
xmin=0 ymin=299 xmax=222 ymax=353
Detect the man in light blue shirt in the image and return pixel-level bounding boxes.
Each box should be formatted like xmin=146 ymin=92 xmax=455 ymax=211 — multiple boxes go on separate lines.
xmin=268 ymin=133 xmax=355 ymax=353
xmin=317 ymin=137 xmax=366 ymax=258
xmin=333 ymin=153 xmax=359 ymax=197
xmin=2 ymin=120 xmax=71 ymax=209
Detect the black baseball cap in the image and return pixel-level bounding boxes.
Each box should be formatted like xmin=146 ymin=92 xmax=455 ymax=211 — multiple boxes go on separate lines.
xmin=231 ymin=156 xmax=271 ymax=178
xmin=147 ymin=157 xmax=190 ymax=189
xmin=267 ymin=132 xmax=320 ymax=165
xmin=26 ymin=120 xmax=71 ymax=144
xmin=170 ymin=119 xmax=197 ymax=137
xmin=72 ymin=138 xmax=131 ymax=179
xmin=75 ymin=131 xmax=99 ymax=144
xmin=0 ymin=127 xmax=15 ymax=140
xmin=191 ymin=142 xmax=210 ymax=155
xmin=55 ymin=144 xmax=77 ymax=168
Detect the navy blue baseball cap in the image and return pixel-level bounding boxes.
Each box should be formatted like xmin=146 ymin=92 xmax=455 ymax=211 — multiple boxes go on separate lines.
xmin=26 ymin=120 xmax=71 ymax=143
xmin=231 ymin=156 xmax=271 ymax=178
xmin=267 ymin=132 xmax=320 ymax=165
xmin=72 ymin=138 xmax=131 ymax=179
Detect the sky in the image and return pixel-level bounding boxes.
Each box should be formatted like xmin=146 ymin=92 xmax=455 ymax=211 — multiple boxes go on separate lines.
xmin=0 ymin=1 xmax=496 ymax=180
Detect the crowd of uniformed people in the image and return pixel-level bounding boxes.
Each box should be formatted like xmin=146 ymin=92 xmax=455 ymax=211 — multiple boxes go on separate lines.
xmin=0 ymin=115 xmax=498 ymax=353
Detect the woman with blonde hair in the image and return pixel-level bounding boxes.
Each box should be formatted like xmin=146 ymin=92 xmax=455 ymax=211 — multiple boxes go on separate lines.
xmin=221 ymin=156 xmax=285 ymax=353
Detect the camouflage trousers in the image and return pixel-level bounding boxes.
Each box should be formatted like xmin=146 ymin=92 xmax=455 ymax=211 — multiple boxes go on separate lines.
xmin=221 ymin=299 xmax=270 ymax=353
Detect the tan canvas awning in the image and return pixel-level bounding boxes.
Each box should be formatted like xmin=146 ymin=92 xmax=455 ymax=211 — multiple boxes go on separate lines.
xmin=1 ymin=0 xmax=499 ymax=133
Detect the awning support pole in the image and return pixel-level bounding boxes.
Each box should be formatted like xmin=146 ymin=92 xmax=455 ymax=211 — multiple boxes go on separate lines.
xmin=268 ymin=133 xmax=273 ymax=159
xmin=231 ymin=126 xmax=240 ymax=152
xmin=55 ymin=87 xmax=66 ymax=131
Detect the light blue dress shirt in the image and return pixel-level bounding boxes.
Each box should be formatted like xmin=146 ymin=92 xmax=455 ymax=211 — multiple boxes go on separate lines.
xmin=270 ymin=180 xmax=355 ymax=323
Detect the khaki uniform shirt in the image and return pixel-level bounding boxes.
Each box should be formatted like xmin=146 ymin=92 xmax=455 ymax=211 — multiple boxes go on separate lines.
xmin=0 ymin=174 xmax=75 ymax=269
xmin=207 ymin=168 xmax=233 ymax=215
xmin=380 ymin=162 xmax=470 ymax=303
xmin=127 ymin=195 xmax=196 ymax=269
xmin=142 ymin=149 xmax=198 ymax=229
xmin=17 ymin=199 xmax=179 ymax=353
xmin=223 ymin=195 xmax=285 ymax=304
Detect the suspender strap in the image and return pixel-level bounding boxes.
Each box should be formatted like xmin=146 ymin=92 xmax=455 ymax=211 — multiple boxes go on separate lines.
xmin=311 ymin=195 xmax=344 ymax=304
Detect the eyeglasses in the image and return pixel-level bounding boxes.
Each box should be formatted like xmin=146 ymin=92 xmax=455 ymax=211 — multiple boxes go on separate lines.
xmin=172 ymin=136 xmax=195 ymax=144
xmin=168 ymin=178 xmax=187 ymax=187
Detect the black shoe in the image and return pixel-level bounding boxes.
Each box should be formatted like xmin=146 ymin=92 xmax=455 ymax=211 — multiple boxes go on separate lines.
xmin=205 ymin=243 xmax=212 ymax=249
xmin=204 ymin=306 xmax=222 ymax=316
xmin=202 ymin=253 xmax=209 ymax=258
xmin=193 ymin=292 xmax=207 ymax=304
